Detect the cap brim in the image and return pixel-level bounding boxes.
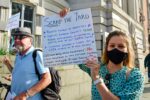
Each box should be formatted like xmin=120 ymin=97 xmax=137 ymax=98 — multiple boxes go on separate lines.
xmin=11 ymin=33 xmax=33 ymax=37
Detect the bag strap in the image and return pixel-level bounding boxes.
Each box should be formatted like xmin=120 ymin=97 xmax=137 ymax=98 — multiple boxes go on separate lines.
xmin=32 ymin=49 xmax=42 ymax=79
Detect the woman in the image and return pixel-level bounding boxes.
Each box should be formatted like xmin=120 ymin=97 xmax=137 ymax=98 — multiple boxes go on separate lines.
xmin=79 ymin=31 xmax=144 ymax=100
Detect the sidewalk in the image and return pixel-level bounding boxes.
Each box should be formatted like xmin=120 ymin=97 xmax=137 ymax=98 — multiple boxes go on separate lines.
xmin=141 ymin=72 xmax=150 ymax=100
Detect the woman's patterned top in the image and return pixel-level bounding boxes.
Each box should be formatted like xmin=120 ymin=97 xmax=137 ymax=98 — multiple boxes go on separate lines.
xmin=79 ymin=64 xmax=144 ymax=100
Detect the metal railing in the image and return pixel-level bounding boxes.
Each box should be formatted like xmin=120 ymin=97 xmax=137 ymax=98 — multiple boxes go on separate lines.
xmin=0 ymin=81 xmax=10 ymax=100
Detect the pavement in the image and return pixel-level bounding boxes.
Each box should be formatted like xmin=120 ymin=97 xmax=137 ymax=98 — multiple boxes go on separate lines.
xmin=141 ymin=72 xmax=150 ymax=100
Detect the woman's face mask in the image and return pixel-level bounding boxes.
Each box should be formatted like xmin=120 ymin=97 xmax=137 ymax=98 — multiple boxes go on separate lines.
xmin=107 ymin=48 xmax=128 ymax=64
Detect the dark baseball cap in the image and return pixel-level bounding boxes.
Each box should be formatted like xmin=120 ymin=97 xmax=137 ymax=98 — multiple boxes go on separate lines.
xmin=12 ymin=27 xmax=33 ymax=37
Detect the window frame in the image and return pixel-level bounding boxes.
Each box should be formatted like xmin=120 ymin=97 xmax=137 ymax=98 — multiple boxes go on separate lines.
xmin=11 ymin=2 xmax=34 ymax=33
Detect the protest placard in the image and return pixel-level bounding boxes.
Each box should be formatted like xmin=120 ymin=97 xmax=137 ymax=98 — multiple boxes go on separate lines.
xmin=6 ymin=13 xmax=20 ymax=30
xmin=42 ymin=8 xmax=98 ymax=67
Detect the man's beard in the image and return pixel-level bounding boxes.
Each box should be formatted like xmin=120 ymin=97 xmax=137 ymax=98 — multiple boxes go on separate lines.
xmin=15 ymin=45 xmax=24 ymax=53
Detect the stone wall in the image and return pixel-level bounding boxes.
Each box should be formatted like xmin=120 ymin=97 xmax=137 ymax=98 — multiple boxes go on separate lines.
xmin=58 ymin=65 xmax=91 ymax=100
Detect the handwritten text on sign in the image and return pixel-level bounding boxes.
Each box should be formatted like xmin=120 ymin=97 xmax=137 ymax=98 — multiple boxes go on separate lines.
xmin=42 ymin=8 xmax=97 ymax=67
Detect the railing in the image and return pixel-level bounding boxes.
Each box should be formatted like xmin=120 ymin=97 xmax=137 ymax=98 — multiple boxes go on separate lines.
xmin=0 ymin=81 xmax=10 ymax=100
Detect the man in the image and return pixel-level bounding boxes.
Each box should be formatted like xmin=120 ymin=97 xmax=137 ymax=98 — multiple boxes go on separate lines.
xmin=4 ymin=27 xmax=51 ymax=100
xmin=3 ymin=8 xmax=70 ymax=100
xmin=144 ymin=53 xmax=150 ymax=82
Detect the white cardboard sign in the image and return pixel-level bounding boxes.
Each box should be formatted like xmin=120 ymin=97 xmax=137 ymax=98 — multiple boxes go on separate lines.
xmin=42 ymin=8 xmax=98 ymax=67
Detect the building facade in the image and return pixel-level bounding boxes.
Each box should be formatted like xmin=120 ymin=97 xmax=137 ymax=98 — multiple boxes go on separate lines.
xmin=0 ymin=0 xmax=148 ymax=68
xmin=0 ymin=0 xmax=149 ymax=100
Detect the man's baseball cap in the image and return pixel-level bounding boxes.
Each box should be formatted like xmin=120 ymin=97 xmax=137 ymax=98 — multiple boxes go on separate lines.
xmin=12 ymin=27 xmax=33 ymax=37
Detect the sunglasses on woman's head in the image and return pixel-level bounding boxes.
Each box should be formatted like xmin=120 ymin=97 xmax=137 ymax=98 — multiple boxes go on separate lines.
xmin=105 ymin=73 xmax=111 ymax=89
xmin=13 ymin=35 xmax=28 ymax=40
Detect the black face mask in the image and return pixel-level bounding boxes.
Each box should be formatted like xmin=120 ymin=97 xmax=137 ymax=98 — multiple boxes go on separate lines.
xmin=107 ymin=48 xmax=128 ymax=64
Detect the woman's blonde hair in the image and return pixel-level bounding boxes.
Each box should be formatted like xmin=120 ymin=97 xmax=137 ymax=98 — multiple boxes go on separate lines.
xmin=101 ymin=31 xmax=135 ymax=69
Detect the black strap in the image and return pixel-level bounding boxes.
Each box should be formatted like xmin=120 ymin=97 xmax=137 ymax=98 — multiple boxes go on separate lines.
xmin=32 ymin=49 xmax=42 ymax=79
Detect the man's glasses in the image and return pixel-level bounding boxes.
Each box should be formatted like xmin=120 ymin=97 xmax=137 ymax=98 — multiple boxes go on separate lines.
xmin=13 ymin=35 xmax=27 ymax=40
xmin=105 ymin=73 xmax=111 ymax=89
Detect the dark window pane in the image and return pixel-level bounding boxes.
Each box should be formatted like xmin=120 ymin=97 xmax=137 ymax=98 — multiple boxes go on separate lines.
xmin=19 ymin=21 xmax=21 ymax=27
xmin=24 ymin=22 xmax=32 ymax=33
xmin=12 ymin=2 xmax=22 ymax=18
xmin=24 ymin=5 xmax=33 ymax=21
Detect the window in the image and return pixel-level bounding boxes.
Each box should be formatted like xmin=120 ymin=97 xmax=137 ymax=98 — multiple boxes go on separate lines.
xmin=0 ymin=7 xmax=9 ymax=21
xmin=10 ymin=2 xmax=34 ymax=48
xmin=11 ymin=2 xmax=33 ymax=33
xmin=127 ymin=0 xmax=136 ymax=19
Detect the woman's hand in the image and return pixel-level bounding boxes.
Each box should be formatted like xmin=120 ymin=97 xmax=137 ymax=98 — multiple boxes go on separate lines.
xmin=59 ymin=8 xmax=70 ymax=17
xmin=85 ymin=59 xmax=100 ymax=80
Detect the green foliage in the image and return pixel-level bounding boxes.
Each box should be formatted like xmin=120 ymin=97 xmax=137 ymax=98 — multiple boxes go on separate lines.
xmin=0 ymin=48 xmax=7 ymax=55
